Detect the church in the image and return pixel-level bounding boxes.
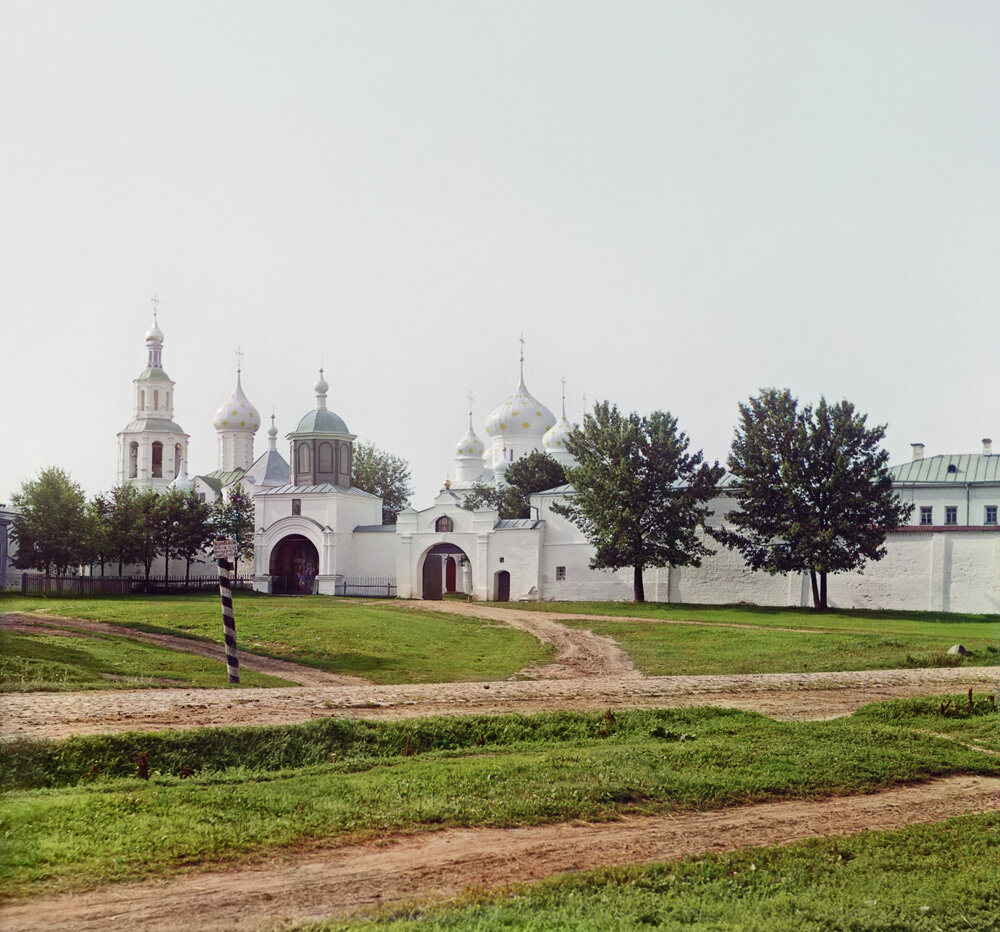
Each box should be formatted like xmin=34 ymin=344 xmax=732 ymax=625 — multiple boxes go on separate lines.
xmin=117 ymin=315 xmax=1000 ymax=613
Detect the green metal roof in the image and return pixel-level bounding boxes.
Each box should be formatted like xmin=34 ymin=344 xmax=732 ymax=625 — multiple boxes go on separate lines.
xmin=135 ymin=367 xmax=172 ymax=382
xmin=889 ymin=454 xmax=1000 ymax=485
xmin=119 ymin=418 xmax=187 ymax=435
xmin=288 ymin=408 xmax=351 ymax=436
xmin=198 ymin=469 xmax=246 ymax=489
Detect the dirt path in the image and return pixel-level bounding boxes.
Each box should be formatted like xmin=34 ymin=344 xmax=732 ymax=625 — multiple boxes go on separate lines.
xmin=0 ymin=613 xmax=367 ymax=688
xmin=3 ymin=774 xmax=997 ymax=932
xmin=3 ymin=665 xmax=997 ymax=740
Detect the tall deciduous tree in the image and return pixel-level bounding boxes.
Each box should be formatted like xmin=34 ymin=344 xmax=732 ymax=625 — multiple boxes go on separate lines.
xmin=211 ymin=486 xmax=255 ymax=577
xmin=718 ymin=388 xmax=912 ymax=610
xmin=134 ymin=488 xmax=165 ymax=586
xmin=553 ymin=402 xmax=724 ymax=602
xmin=351 ymin=443 xmax=413 ymax=524
xmin=462 ymin=450 xmax=566 ymax=519
xmin=173 ymin=490 xmax=213 ymax=585
xmin=10 ymin=468 xmax=93 ymax=577
xmin=106 ymin=484 xmax=144 ymax=576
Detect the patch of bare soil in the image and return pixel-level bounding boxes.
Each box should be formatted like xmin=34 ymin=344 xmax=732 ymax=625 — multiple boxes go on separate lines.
xmin=0 ymin=613 xmax=367 ymax=688
xmin=2 ymin=775 xmax=998 ymax=932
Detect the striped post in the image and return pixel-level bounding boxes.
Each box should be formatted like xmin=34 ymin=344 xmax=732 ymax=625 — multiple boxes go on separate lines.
xmin=215 ymin=540 xmax=240 ymax=684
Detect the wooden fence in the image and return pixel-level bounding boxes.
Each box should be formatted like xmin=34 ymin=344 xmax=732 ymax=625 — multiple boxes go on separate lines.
xmin=21 ymin=574 xmax=252 ymax=596
xmin=334 ymin=576 xmax=397 ymax=598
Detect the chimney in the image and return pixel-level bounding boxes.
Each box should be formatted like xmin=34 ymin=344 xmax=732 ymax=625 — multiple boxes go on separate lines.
xmin=911 ymin=443 xmax=925 ymax=461
xmin=983 ymin=438 xmax=993 ymax=456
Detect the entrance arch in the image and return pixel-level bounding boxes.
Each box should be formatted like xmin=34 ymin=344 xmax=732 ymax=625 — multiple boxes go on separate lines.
xmin=419 ymin=543 xmax=471 ymax=600
xmin=269 ymin=534 xmax=319 ymax=594
xmin=494 ymin=570 xmax=511 ymax=602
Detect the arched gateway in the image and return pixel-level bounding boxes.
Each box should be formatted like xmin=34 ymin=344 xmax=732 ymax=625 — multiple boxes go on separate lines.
xmin=420 ymin=542 xmax=471 ymax=600
xmin=269 ymin=534 xmax=319 ymax=594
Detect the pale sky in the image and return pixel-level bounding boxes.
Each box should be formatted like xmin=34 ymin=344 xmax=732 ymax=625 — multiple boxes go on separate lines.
xmin=2 ymin=1 xmax=999 ymax=508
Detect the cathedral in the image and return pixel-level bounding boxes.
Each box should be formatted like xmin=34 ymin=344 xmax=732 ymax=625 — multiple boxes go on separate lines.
xmin=117 ymin=314 xmax=1000 ymax=613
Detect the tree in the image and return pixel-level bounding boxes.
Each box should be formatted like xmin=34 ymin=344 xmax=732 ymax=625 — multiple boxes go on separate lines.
xmin=552 ymin=402 xmax=724 ymax=602
xmin=351 ymin=443 xmax=413 ymax=524
xmin=106 ymin=484 xmax=144 ymax=576
xmin=155 ymin=488 xmax=189 ymax=585
xmin=133 ymin=488 xmax=165 ymax=586
xmin=87 ymin=493 xmax=112 ymax=576
xmin=173 ymin=490 xmax=213 ymax=585
xmin=718 ymin=389 xmax=913 ymax=610
xmin=461 ymin=450 xmax=567 ymax=520
xmin=10 ymin=468 xmax=93 ymax=577
xmin=211 ymin=486 xmax=255 ymax=577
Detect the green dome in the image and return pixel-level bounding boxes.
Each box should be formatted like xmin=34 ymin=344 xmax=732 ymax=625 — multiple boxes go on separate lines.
xmin=291 ymin=408 xmax=350 ymax=435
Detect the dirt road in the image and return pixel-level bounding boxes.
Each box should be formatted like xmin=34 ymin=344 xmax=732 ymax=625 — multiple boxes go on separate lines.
xmin=3 ymin=774 xmax=998 ymax=932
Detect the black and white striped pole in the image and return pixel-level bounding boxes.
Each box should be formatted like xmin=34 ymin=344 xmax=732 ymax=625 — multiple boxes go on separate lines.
xmin=214 ymin=538 xmax=240 ymax=684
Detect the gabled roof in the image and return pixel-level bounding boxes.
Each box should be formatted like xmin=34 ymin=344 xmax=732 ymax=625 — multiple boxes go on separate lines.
xmin=889 ymin=454 xmax=1000 ymax=485
xmin=255 ymin=482 xmax=380 ymax=499
xmin=195 ymin=468 xmax=246 ymax=494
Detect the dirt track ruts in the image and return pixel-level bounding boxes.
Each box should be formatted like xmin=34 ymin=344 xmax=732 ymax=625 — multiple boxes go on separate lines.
xmin=2 ymin=775 xmax=998 ymax=932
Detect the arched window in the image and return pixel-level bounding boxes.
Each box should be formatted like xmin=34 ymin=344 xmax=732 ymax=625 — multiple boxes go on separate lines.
xmin=154 ymin=390 xmax=159 ymax=410
xmin=340 ymin=442 xmax=352 ymax=480
xmin=165 ymin=391 xmax=170 ymax=410
xmin=297 ymin=443 xmax=310 ymax=473
xmin=435 ymin=516 xmax=454 ymax=533
xmin=140 ymin=390 xmax=145 ymax=410
xmin=128 ymin=442 xmax=138 ymax=478
xmin=151 ymin=441 xmax=163 ymax=478
xmin=174 ymin=444 xmax=182 ymax=477
xmin=318 ymin=442 xmax=334 ymax=473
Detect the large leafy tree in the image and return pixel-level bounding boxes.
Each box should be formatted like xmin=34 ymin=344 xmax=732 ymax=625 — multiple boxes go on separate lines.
xmin=133 ymin=487 xmax=165 ymax=585
xmin=106 ymin=484 xmax=144 ymax=576
xmin=87 ymin=493 xmax=112 ymax=576
xmin=552 ymin=402 xmax=724 ymax=602
xmin=10 ymin=467 xmax=93 ymax=577
xmin=462 ymin=450 xmax=567 ymax=519
xmin=210 ymin=486 xmax=255 ymax=577
xmin=173 ymin=490 xmax=214 ymax=585
xmin=351 ymin=443 xmax=413 ymax=524
xmin=718 ymin=388 xmax=912 ymax=610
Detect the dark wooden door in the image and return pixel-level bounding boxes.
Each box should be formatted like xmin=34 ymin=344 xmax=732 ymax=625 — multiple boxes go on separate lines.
xmin=496 ymin=570 xmax=510 ymax=602
xmin=445 ymin=557 xmax=457 ymax=593
xmin=422 ymin=554 xmax=442 ymax=600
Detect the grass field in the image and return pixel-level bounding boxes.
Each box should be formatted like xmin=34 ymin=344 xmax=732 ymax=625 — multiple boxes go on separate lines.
xmin=0 ymin=593 xmax=553 ymax=686
xmin=490 ymin=601 xmax=1000 ymax=676
xmin=1 ymin=697 xmax=997 ymax=899
xmin=0 ymin=628 xmax=293 ymax=691
xmin=315 ymin=813 xmax=1000 ymax=931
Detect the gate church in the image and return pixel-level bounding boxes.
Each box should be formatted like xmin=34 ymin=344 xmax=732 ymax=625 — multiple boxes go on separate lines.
xmin=118 ymin=315 xmax=1000 ymax=612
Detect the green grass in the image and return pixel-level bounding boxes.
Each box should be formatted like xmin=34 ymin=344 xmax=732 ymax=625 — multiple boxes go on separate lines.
xmin=488 ymin=601 xmax=1000 ymax=675
xmin=0 ymin=629 xmax=292 ymax=691
xmin=0 ymin=593 xmax=553 ymax=684
xmin=1 ymin=699 xmax=997 ymax=899
xmin=314 ymin=813 xmax=1000 ymax=931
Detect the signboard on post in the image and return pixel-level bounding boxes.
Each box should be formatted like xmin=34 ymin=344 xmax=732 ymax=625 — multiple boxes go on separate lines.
xmin=214 ymin=538 xmax=240 ymax=684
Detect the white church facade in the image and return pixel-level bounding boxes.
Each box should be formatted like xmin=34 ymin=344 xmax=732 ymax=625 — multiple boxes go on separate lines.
xmin=116 ymin=316 xmax=1000 ymax=614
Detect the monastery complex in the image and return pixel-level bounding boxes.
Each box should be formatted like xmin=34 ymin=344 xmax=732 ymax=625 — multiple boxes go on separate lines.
xmin=103 ymin=316 xmax=1000 ymax=613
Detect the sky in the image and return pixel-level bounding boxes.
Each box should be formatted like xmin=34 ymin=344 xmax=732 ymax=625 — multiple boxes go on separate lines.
xmin=2 ymin=1 xmax=999 ymax=509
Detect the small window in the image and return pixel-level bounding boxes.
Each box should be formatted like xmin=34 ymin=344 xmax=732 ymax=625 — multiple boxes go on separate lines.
xmin=151 ymin=441 xmax=163 ymax=478
xmin=128 ymin=441 xmax=138 ymax=479
xmin=435 ymin=516 xmax=453 ymax=533
xmin=198 ymin=493 xmax=206 ymax=503
xmin=292 ymin=499 xmax=301 ymax=516
xmin=947 ymin=463 xmax=958 ymax=474
xmin=986 ymin=506 xmax=998 ymax=526
xmin=140 ymin=390 xmax=145 ymax=410
xmin=498 ymin=556 xmax=504 ymax=563
xmin=945 ymin=506 xmax=958 ymax=525
xmin=154 ymin=390 xmax=159 ymax=410
xmin=920 ymin=507 xmax=933 ymax=526
xmin=555 ymin=566 xmax=567 ymax=581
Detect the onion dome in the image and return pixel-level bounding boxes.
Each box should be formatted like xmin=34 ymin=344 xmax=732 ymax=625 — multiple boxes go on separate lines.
xmin=213 ymin=371 xmax=261 ymax=432
xmin=455 ymin=411 xmax=485 ymax=458
xmin=543 ymin=378 xmax=573 ymax=450
xmin=290 ymin=368 xmax=351 ymax=435
xmin=485 ymin=360 xmax=555 ymax=440
xmin=169 ymin=458 xmax=193 ymax=492
xmin=145 ymin=312 xmax=164 ymax=344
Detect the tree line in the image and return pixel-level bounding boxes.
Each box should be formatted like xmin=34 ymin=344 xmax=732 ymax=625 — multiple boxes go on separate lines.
xmin=468 ymin=389 xmax=911 ymax=610
xmin=9 ymin=474 xmax=255 ymax=584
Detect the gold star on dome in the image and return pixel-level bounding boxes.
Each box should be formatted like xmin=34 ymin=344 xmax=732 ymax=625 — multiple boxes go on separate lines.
xmin=522 ymin=422 xmax=530 ymax=429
